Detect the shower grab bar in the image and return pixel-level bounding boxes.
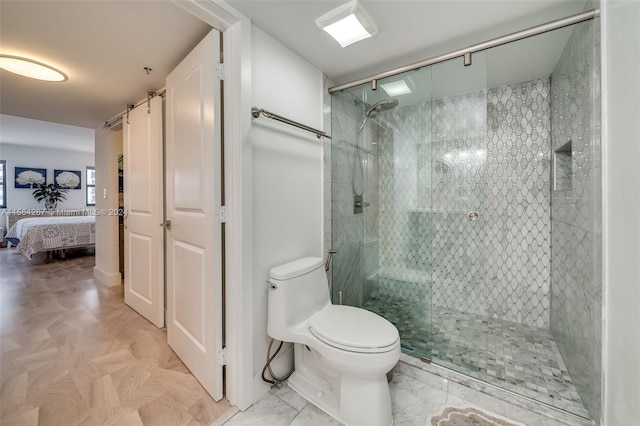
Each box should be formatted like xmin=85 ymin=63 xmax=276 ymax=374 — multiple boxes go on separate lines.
xmin=252 ymin=107 xmax=332 ymax=140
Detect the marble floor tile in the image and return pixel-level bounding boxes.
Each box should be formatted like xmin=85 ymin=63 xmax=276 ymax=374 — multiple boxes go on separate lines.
xmin=225 ymin=365 xmax=591 ymax=426
xmin=389 ymin=372 xmax=463 ymax=426
xmin=224 ymin=393 xmax=299 ymax=426
xmin=288 ymin=404 xmax=341 ymax=426
xmin=270 ymin=383 xmax=309 ymax=412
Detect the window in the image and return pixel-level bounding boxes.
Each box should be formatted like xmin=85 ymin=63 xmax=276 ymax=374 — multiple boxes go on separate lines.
xmin=0 ymin=160 xmax=6 ymax=208
xmin=86 ymin=166 xmax=95 ymax=206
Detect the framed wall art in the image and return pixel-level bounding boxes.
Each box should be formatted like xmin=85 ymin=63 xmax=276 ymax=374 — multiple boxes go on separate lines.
xmin=54 ymin=169 xmax=82 ymax=189
xmin=14 ymin=167 xmax=46 ymax=188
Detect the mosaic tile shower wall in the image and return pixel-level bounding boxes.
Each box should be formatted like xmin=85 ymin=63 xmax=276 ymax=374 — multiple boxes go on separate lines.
xmin=550 ymin=19 xmax=601 ymax=421
xmin=485 ymin=80 xmax=551 ymax=328
xmin=376 ymin=80 xmax=551 ymax=328
xmin=423 ymin=92 xmax=487 ymax=316
xmin=377 ymin=102 xmax=433 ymax=307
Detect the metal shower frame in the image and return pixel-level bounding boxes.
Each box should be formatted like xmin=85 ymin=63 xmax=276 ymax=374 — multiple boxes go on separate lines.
xmin=328 ymin=9 xmax=599 ymax=94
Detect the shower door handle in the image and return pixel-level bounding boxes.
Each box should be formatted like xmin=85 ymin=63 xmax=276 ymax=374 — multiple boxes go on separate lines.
xmin=467 ymin=211 xmax=479 ymax=221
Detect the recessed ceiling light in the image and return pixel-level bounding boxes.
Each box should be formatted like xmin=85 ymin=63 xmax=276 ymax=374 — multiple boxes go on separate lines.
xmin=0 ymin=54 xmax=67 ymax=82
xmin=316 ymin=0 xmax=378 ymax=48
xmin=381 ymin=80 xmax=412 ymax=96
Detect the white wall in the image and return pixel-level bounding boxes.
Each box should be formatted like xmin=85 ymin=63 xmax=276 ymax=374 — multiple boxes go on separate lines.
xmin=602 ymin=1 xmax=640 ymax=424
xmin=93 ymin=127 xmax=122 ymax=287
xmin=250 ymin=25 xmax=324 ymax=400
xmin=0 ymin=143 xmax=94 ymax=210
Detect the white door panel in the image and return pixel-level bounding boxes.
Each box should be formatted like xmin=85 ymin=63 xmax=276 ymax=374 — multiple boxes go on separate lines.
xmin=123 ymin=96 xmax=164 ymax=328
xmin=165 ymin=28 xmax=223 ymax=401
xmin=173 ymin=241 xmax=205 ymax=345
xmin=129 ymin=234 xmax=153 ymax=301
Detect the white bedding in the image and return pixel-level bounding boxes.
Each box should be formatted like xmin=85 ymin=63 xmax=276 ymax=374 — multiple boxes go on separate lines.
xmin=5 ymin=216 xmax=95 ymax=259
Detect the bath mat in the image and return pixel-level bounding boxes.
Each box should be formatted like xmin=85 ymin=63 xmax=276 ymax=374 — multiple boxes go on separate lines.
xmin=428 ymin=406 xmax=523 ymax=426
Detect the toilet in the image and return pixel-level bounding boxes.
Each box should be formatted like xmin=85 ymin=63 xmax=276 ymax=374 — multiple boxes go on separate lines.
xmin=267 ymin=257 xmax=400 ymax=426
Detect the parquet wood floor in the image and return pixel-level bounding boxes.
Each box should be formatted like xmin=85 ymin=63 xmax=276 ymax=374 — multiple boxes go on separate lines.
xmin=0 ymin=247 xmax=237 ymax=425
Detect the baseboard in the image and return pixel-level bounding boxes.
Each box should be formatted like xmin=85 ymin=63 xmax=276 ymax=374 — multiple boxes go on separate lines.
xmin=93 ymin=266 xmax=121 ymax=287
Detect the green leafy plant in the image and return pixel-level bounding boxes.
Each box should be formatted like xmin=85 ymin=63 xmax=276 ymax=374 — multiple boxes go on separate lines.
xmin=32 ymin=183 xmax=68 ymax=210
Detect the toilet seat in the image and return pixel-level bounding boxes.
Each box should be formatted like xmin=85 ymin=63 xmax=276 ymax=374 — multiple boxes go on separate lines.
xmin=308 ymin=305 xmax=399 ymax=353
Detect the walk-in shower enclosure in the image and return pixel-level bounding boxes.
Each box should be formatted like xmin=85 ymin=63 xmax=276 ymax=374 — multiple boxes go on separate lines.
xmin=329 ymin=16 xmax=601 ymax=422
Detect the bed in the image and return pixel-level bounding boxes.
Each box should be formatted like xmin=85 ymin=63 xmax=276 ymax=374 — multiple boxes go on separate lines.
xmin=5 ymin=216 xmax=96 ymax=259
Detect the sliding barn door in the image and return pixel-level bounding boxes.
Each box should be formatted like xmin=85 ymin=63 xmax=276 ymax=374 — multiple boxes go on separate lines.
xmin=165 ymin=29 xmax=223 ymax=400
xmin=123 ymin=96 xmax=165 ymax=328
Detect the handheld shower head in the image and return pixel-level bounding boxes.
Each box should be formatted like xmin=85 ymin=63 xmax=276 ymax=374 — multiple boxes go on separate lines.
xmin=352 ymin=98 xmax=399 ymax=199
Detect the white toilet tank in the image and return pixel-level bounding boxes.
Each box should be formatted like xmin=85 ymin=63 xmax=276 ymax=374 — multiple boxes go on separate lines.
xmin=267 ymin=257 xmax=331 ymax=341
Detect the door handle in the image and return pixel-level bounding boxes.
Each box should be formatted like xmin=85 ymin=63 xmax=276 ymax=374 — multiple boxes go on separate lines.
xmin=160 ymin=220 xmax=172 ymax=229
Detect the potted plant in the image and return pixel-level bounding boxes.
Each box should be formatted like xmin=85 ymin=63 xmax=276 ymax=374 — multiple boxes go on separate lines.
xmin=32 ymin=183 xmax=68 ymax=211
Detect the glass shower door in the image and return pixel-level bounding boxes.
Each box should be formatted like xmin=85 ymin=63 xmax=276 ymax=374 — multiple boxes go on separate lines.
xmin=428 ymin=53 xmax=489 ymax=379
xmin=370 ymin=68 xmax=434 ymax=360
xmin=330 ymin=66 xmax=434 ymax=361
xmin=330 ymin=84 xmax=375 ymax=310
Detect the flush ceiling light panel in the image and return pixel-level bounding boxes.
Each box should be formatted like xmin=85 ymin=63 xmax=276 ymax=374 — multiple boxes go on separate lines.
xmin=0 ymin=54 xmax=67 ymax=82
xmin=316 ymin=0 xmax=378 ymax=48
xmin=381 ymin=80 xmax=412 ymax=96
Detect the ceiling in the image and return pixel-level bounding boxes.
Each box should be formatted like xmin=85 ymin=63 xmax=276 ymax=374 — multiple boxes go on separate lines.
xmin=0 ymin=0 xmax=212 ymax=130
xmin=0 ymin=115 xmax=95 ymax=153
xmin=0 ymin=0 xmax=588 ymax=144
xmin=227 ymin=0 xmax=587 ymax=86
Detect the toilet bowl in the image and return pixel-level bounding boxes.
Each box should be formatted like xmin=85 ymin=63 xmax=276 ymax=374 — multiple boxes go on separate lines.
xmin=267 ymin=257 xmax=400 ymax=426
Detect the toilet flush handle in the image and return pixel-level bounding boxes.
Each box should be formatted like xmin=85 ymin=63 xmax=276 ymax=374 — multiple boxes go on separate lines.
xmin=267 ymin=280 xmax=277 ymax=289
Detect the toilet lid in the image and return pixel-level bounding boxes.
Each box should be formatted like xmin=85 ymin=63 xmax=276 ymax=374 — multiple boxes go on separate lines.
xmin=308 ymin=305 xmax=399 ymax=353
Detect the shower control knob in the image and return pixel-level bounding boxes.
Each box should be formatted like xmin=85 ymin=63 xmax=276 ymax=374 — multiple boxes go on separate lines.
xmin=467 ymin=211 xmax=479 ymax=221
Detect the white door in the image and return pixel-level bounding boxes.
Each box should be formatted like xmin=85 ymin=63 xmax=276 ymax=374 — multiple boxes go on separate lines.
xmin=165 ymin=29 xmax=223 ymax=400
xmin=123 ymin=96 xmax=164 ymax=328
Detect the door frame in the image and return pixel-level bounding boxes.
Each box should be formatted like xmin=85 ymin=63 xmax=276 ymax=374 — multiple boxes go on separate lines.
xmin=170 ymin=0 xmax=254 ymax=411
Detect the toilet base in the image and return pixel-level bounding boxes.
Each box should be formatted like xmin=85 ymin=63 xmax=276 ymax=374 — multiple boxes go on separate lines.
xmin=288 ymin=371 xmax=341 ymax=422
xmin=288 ymin=344 xmax=394 ymax=426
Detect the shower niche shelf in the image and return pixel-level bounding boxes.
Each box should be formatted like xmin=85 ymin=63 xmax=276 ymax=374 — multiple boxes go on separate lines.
xmin=553 ymin=140 xmax=572 ymax=191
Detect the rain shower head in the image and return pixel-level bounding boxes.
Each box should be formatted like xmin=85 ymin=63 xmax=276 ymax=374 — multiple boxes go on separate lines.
xmin=357 ymin=98 xmax=399 ymax=134
xmin=365 ymin=98 xmax=399 ymax=118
